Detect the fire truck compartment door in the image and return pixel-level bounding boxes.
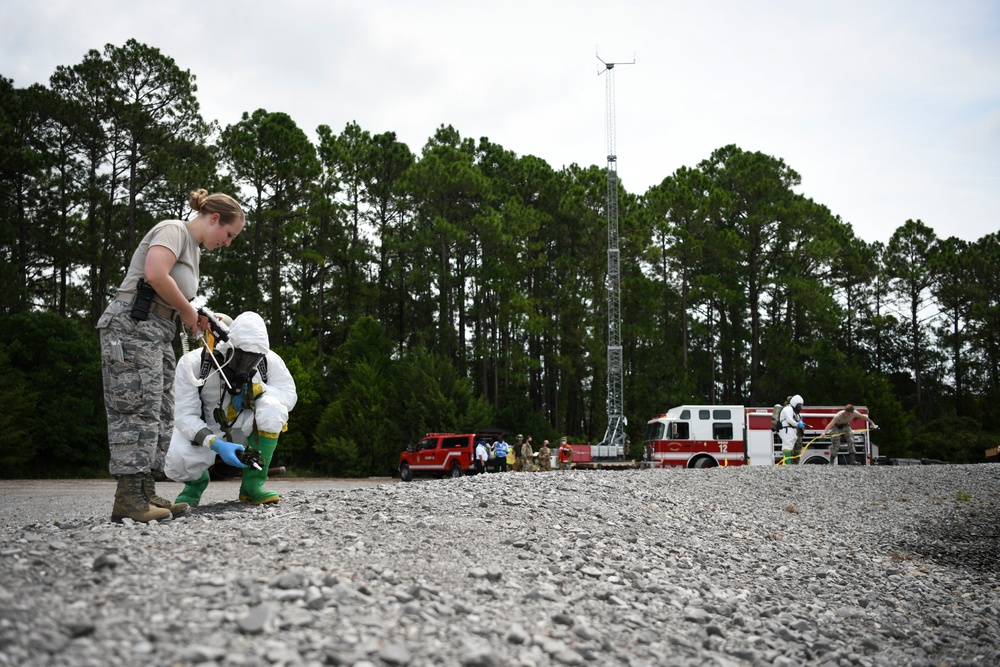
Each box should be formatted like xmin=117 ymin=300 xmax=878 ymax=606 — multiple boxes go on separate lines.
xmin=746 ymin=429 xmax=774 ymax=466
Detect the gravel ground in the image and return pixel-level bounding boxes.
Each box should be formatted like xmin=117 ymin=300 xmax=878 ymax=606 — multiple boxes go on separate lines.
xmin=0 ymin=479 xmax=394 ymax=530
xmin=0 ymin=465 xmax=998 ymax=667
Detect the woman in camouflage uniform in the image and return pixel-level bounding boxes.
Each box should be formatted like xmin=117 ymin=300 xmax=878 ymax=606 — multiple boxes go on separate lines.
xmin=97 ymin=189 xmax=244 ymax=523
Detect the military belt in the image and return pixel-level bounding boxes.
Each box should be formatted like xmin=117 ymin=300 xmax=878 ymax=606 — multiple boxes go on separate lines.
xmin=117 ymin=297 xmax=178 ymax=320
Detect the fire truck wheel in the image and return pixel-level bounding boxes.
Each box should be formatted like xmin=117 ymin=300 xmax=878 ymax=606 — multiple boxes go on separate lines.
xmin=449 ymin=463 xmax=463 ymax=478
xmin=691 ymin=456 xmax=717 ymax=469
xmin=399 ymin=463 xmax=413 ymax=482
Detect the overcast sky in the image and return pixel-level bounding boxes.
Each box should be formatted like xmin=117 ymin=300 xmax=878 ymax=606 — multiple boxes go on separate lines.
xmin=3 ymin=0 xmax=998 ymax=244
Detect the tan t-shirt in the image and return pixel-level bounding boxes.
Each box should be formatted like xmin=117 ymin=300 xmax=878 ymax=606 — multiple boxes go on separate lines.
xmin=116 ymin=220 xmax=201 ymax=305
xmin=831 ymin=410 xmax=855 ymax=426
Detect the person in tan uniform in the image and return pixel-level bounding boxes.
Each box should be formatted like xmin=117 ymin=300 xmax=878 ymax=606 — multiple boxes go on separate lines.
xmin=823 ymin=404 xmax=877 ymax=465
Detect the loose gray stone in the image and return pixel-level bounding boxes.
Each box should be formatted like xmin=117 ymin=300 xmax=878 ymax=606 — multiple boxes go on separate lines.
xmin=378 ymin=642 xmax=411 ymax=665
xmin=237 ymin=602 xmax=275 ymax=634
xmin=92 ymin=552 xmax=120 ymax=570
xmin=0 ymin=466 xmax=997 ymax=667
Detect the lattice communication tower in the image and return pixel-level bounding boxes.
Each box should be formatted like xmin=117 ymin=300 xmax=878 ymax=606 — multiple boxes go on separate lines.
xmin=597 ymin=53 xmax=633 ymax=456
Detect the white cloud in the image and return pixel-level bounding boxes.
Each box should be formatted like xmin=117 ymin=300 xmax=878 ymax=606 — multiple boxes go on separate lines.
xmin=2 ymin=0 xmax=997 ymax=243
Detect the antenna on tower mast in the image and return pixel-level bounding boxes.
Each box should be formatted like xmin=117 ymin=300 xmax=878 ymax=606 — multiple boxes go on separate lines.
xmin=596 ymin=51 xmax=634 ymax=459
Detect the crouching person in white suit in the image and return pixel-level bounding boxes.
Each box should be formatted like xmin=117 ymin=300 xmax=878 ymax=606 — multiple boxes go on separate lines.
xmin=164 ymin=311 xmax=297 ymax=506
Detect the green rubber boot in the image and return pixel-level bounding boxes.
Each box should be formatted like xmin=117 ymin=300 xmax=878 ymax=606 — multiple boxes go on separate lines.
xmin=176 ymin=469 xmax=210 ymax=507
xmin=239 ymin=433 xmax=280 ymax=505
xmin=781 ymin=450 xmax=793 ymax=466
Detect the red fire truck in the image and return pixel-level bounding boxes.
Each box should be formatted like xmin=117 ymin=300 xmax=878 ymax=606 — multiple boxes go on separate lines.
xmin=643 ymin=404 xmax=877 ymax=468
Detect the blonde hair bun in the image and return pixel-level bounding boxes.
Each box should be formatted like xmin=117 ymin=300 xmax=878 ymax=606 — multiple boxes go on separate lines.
xmin=188 ymin=188 xmax=210 ymax=212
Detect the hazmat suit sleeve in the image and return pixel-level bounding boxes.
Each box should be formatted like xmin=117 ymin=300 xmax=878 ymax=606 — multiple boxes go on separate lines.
xmin=164 ymin=348 xmax=221 ymax=482
xmin=256 ymin=351 xmax=297 ymax=411
xmin=173 ymin=348 xmax=214 ymax=444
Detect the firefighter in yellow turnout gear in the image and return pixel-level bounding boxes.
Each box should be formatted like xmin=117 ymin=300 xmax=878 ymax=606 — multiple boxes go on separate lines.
xmin=165 ymin=312 xmax=297 ymax=506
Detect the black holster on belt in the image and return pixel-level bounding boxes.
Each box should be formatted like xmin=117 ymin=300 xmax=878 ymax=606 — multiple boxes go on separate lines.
xmin=130 ymin=278 xmax=157 ymax=320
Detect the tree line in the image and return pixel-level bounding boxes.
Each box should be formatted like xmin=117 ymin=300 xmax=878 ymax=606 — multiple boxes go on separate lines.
xmin=2 ymin=40 xmax=998 ymax=478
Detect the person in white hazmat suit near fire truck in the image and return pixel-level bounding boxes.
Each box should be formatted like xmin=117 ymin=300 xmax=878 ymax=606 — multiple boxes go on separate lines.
xmin=164 ymin=311 xmax=297 ymax=506
xmin=778 ymin=394 xmax=805 ymax=465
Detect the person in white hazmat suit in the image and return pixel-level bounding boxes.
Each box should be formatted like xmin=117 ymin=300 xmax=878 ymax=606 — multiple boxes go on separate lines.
xmin=778 ymin=394 xmax=805 ymax=465
xmin=164 ymin=311 xmax=296 ymax=506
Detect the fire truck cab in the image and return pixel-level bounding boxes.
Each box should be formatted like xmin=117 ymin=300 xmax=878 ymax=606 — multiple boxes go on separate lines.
xmin=644 ymin=404 xmax=877 ymax=468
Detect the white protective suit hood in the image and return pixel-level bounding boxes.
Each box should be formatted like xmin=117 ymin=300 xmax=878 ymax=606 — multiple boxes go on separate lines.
xmin=227 ymin=312 xmax=269 ymax=355
xmin=790 ymin=394 xmax=804 ymax=409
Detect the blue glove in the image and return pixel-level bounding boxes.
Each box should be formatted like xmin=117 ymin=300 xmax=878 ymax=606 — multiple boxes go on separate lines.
xmin=798 ymin=420 xmax=806 ymax=430
xmin=211 ymin=438 xmax=248 ymax=468
xmin=231 ymin=390 xmax=244 ymax=413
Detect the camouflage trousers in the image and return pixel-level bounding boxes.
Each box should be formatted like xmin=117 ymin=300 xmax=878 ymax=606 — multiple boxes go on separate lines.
xmin=828 ymin=424 xmax=854 ymax=464
xmin=97 ymin=300 xmax=177 ymax=476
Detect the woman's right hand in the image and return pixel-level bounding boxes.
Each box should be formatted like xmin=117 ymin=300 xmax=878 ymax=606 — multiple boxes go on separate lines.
xmin=180 ymin=303 xmax=201 ymax=335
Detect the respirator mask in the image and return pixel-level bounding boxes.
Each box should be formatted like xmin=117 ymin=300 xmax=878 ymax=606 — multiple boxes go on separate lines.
xmin=223 ymin=348 xmax=265 ymax=395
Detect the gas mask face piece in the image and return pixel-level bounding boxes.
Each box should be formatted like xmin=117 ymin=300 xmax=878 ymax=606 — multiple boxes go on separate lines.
xmin=223 ymin=348 xmax=264 ymax=394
